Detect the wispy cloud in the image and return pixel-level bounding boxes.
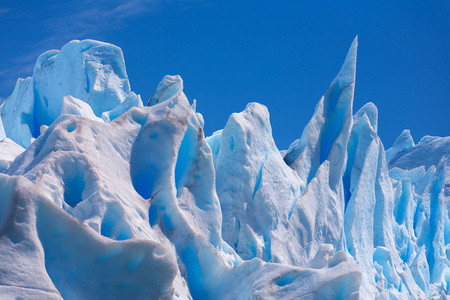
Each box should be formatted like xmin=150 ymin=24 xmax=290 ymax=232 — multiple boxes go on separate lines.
xmin=0 ymin=0 xmax=181 ymax=99
xmin=0 ymin=7 xmax=10 ymax=15
xmin=43 ymin=0 xmax=166 ymax=42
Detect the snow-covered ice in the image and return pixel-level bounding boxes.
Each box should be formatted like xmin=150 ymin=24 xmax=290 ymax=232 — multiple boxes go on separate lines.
xmin=0 ymin=38 xmax=448 ymax=299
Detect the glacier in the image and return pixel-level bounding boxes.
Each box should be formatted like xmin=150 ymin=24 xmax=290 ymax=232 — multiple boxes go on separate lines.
xmin=0 ymin=38 xmax=449 ymax=299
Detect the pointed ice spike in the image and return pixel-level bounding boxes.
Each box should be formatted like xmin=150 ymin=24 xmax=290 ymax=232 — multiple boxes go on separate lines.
xmin=284 ymin=36 xmax=357 ymax=192
xmin=147 ymin=75 xmax=183 ymax=106
xmin=385 ymin=129 xmax=415 ymax=163
xmin=322 ymin=35 xmax=357 ymax=124
xmin=331 ymin=36 xmax=358 ymax=91
xmin=353 ymin=102 xmax=378 ymax=132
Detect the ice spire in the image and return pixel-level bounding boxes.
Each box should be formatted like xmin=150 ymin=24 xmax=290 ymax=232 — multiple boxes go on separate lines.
xmin=284 ymin=36 xmax=358 ymax=192
xmin=147 ymin=75 xmax=183 ymax=106
xmin=385 ymin=129 xmax=415 ymax=163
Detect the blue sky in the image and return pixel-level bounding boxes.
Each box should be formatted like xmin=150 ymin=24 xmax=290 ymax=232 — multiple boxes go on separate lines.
xmin=0 ymin=0 xmax=448 ymax=150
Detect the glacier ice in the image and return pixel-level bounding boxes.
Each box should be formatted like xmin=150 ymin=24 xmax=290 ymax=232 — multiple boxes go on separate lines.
xmin=385 ymin=129 xmax=415 ymax=164
xmin=0 ymin=38 xmax=448 ymax=299
xmin=212 ymin=102 xmax=303 ymax=263
xmin=60 ymin=95 xmax=104 ymax=123
xmin=0 ymin=39 xmax=141 ymax=148
xmin=0 ymin=77 xmax=35 ymax=148
xmin=0 ymin=138 xmax=24 ymax=173
xmin=147 ymin=74 xmax=184 ymax=106
xmin=387 ymin=133 xmax=450 ymax=206
xmin=0 ymin=116 xmax=6 ymax=140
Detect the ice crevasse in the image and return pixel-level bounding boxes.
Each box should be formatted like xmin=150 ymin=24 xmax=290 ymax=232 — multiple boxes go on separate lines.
xmin=0 ymin=38 xmax=449 ymax=299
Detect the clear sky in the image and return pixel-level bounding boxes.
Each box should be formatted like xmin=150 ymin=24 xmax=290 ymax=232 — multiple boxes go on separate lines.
xmin=0 ymin=0 xmax=448 ymax=150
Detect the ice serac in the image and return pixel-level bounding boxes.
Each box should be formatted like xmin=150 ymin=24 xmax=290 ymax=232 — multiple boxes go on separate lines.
xmin=387 ymin=133 xmax=450 ymax=205
xmin=387 ymin=132 xmax=450 ymax=295
xmin=343 ymin=106 xmax=426 ymax=298
xmin=353 ymin=102 xmax=378 ymax=132
xmin=385 ymin=129 xmax=415 ymax=163
xmin=284 ymin=36 xmax=357 ymax=192
xmin=213 ymin=102 xmax=303 ymax=263
xmin=277 ymin=36 xmax=357 ymax=262
xmin=147 ymin=75 xmax=183 ymax=106
xmin=391 ymin=159 xmax=450 ymax=296
xmin=32 ymin=40 xmax=140 ymax=121
xmin=0 ymin=39 xmax=141 ymax=148
xmin=211 ymin=37 xmax=365 ymax=272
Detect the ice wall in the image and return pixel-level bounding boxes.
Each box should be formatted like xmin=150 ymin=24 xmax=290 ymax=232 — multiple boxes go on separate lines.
xmin=0 ymin=38 xmax=448 ymax=299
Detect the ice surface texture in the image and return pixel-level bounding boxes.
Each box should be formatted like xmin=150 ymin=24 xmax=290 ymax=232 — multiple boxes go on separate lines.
xmin=0 ymin=37 xmax=448 ymax=299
